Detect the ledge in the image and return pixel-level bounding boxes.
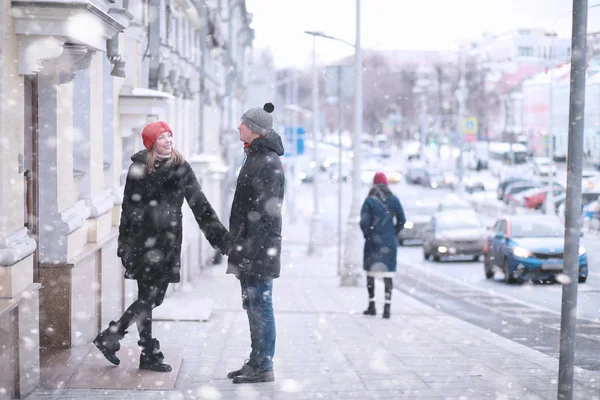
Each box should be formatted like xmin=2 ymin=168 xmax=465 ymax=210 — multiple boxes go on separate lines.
xmin=0 ymin=228 xmax=37 ymax=266
xmin=119 ymin=86 xmax=174 ymax=137
xmin=0 ymin=283 xmax=41 ymax=317
xmin=11 ymin=0 xmax=131 ymax=75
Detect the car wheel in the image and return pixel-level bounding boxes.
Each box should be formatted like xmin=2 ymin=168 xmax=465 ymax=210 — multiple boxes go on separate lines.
xmin=484 ymin=254 xmax=494 ymax=279
xmin=579 ymin=276 xmax=587 ymax=283
xmin=433 ymin=255 xmax=440 ymax=262
xmin=423 ymin=251 xmax=429 ymax=261
xmin=399 ymin=239 xmax=404 ymax=246
xmin=472 ymin=255 xmax=480 ymax=262
xmin=503 ymin=258 xmax=517 ymax=284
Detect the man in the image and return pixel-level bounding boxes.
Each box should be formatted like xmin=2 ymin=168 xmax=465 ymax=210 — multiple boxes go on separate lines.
xmin=226 ymin=102 xmax=285 ymax=384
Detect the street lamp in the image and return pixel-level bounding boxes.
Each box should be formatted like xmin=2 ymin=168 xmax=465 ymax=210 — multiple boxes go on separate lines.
xmin=304 ymin=1 xmax=362 ymax=284
xmin=341 ymin=0 xmax=363 ymax=286
xmin=302 ymin=31 xmax=321 ymax=255
xmin=303 ymin=29 xmax=356 ymax=258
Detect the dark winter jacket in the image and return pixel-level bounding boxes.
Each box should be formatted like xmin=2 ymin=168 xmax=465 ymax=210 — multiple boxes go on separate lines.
xmin=118 ymin=150 xmax=230 ymax=283
xmin=359 ymin=184 xmax=406 ymax=273
xmin=227 ymin=130 xmax=285 ymax=279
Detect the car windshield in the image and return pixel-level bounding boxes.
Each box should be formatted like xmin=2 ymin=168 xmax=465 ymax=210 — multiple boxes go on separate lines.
xmin=437 ymin=217 xmax=481 ymax=231
xmin=511 ymin=219 xmax=564 ymax=238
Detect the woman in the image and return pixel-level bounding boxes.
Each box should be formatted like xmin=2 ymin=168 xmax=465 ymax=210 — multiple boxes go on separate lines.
xmin=359 ymin=172 xmax=406 ymax=319
xmin=93 ymin=121 xmax=231 ymax=372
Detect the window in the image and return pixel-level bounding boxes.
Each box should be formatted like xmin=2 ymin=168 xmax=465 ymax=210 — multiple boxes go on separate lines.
xmin=518 ymin=46 xmax=534 ymax=57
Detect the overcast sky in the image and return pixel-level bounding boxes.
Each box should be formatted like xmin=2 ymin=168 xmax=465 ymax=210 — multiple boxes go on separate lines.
xmin=245 ymin=0 xmax=600 ymax=68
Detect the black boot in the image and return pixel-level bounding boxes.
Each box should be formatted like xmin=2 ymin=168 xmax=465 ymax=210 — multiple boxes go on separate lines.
xmin=227 ymin=359 xmax=257 ymax=379
xmin=93 ymin=321 xmax=127 ymax=366
xmin=233 ymin=367 xmax=275 ymax=384
xmin=139 ymin=339 xmax=172 ymax=372
xmin=363 ymin=301 xmax=376 ymax=316
xmin=383 ymin=303 xmax=391 ymax=319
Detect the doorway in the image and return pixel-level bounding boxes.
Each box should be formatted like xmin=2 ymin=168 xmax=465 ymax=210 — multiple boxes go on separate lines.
xmin=24 ymin=75 xmax=39 ymax=282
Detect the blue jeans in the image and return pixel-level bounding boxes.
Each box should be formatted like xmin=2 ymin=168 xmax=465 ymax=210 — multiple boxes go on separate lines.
xmin=240 ymin=277 xmax=276 ymax=370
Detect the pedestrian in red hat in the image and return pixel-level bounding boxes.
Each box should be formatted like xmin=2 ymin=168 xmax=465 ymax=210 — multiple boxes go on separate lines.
xmin=93 ymin=120 xmax=232 ymax=372
xmin=359 ymin=172 xmax=406 ymax=319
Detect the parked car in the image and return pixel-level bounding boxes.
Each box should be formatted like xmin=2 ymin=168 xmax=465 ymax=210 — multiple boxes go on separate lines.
xmin=582 ymin=170 xmax=600 ymax=192
xmin=497 ymin=176 xmax=531 ymax=200
xmin=398 ymin=200 xmax=439 ymax=245
xmin=523 ymin=183 xmax=566 ymax=210
xmin=556 ymin=191 xmax=600 ymax=220
xmin=297 ymin=157 xmax=317 ymax=183
xmin=531 ymin=157 xmax=557 ymax=176
xmin=405 ymin=164 xmax=427 ymax=184
xmin=423 ymin=210 xmax=486 ymax=262
xmin=483 ymin=215 xmax=588 ymax=283
xmin=464 ymin=176 xmax=486 ymax=194
xmin=421 ymin=168 xmax=455 ymax=189
xmin=502 ymin=181 xmax=541 ymax=204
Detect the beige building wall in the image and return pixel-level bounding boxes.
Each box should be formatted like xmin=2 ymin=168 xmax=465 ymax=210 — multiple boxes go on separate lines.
xmin=0 ymin=0 xmax=25 ymax=236
xmin=89 ymin=54 xmax=105 ymax=197
xmin=56 ymin=82 xmax=76 ymax=213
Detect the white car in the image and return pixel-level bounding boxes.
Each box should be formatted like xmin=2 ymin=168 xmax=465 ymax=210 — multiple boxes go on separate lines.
xmin=531 ymin=157 xmax=557 ymax=176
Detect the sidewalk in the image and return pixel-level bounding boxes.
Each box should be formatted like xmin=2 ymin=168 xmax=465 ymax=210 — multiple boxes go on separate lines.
xmin=27 ymin=220 xmax=600 ymax=399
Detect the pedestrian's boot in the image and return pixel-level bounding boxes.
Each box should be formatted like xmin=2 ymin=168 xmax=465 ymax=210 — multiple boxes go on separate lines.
xmin=139 ymin=338 xmax=172 ymax=372
xmin=383 ymin=303 xmax=391 ymax=319
xmin=232 ymin=367 xmax=275 ymax=384
xmin=363 ymin=301 xmax=376 ymax=316
xmin=93 ymin=321 xmax=127 ymax=366
xmin=227 ymin=359 xmax=257 ymax=379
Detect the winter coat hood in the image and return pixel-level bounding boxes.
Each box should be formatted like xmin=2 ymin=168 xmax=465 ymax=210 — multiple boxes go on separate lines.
xmin=131 ymin=150 xmax=147 ymax=163
xmin=368 ymin=184 xmax=393 ymax=201
xmin=248 ymin=129 xmax=285 ymax=157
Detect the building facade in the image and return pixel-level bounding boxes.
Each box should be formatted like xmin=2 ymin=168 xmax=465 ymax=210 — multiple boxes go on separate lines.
xmin=0 ymin=0 xmax=253 ymax=398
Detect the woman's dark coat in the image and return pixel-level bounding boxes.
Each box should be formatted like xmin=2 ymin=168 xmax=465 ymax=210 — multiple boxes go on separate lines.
xmin=118 ymin=150 xmax=230 ymax=283
xmin=359 ymin=184 xmax=406 ymax=273
xmin=227 ymin=130 xmax=285 ymax=280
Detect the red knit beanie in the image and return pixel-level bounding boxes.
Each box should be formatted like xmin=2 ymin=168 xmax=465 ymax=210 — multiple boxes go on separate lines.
xmin=373 ymin=172 xmax=388 ymax=185
xmin=142 ymin=121 xmax=172 ymax=150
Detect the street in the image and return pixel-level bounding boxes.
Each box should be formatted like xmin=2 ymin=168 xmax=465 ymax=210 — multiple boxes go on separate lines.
xmin=291 ymin=156 xmax=600 ymax=372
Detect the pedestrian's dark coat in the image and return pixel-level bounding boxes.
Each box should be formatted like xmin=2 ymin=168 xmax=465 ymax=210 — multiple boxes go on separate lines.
xmin=118 ymin=150 xmax=230 ymax=283
xmin=359 ymin=184 xmax=406 ymax=273
xmin=227 ymin=130 xmax=285 ymax=279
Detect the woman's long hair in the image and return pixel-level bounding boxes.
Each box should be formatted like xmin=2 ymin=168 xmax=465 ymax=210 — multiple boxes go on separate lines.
xmin=146 ymin=145 xmax=184 ymax=174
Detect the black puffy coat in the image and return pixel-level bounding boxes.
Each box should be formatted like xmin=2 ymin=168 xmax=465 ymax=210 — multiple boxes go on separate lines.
xmin=118 ymin=151 xmax=230 ymax=283
xmin=227 ymin=130 xmax=285 ymax=279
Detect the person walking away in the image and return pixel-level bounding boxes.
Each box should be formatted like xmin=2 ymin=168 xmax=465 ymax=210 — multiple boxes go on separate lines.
xmin=226 ymin=103 xmax=285 ymax=383
xmin=360 ymin=172 xmax=406 ymax=319
xmin=93 ymin=120 xmax=232 ymax=372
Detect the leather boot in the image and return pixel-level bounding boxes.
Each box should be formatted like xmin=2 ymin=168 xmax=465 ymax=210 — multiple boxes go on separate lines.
xmin=93 ymin=321 xmax=127 ymax=366
xmin=227 ymin=359 xmax=257 ymax=379
xmin=139 ymin=339 xmax=172 ymax=372
xmin=233 ymin=367 xmax=275 ymax=384
xmin=383 ymin=303 xmax=391 ymax=319
xmin=363 ymin=301 xmax=376 ymax=316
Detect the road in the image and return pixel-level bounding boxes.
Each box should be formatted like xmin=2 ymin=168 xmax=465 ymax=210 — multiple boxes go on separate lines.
xmin=290 ymin=157 xmax=600 ymax=371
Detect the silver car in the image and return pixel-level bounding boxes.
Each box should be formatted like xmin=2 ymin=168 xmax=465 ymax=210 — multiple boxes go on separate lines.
xmin=398 ymin=201 xmax=439 ymax=245
xmin=422 ymin=210 xmax=486 ymax=262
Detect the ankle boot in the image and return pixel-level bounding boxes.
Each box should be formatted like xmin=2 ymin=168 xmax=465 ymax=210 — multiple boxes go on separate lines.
xmin=363 ymin=301 xmax=376 ymax=316
xmin=93 ymin=321 xmax=127 ymax=365
xmin=383 ymin=303 xmax=391 ymax=319
xmin=139 ymin=339 xmax=172 ymax=372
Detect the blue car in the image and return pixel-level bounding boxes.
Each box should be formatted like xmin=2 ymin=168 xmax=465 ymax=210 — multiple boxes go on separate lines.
xmin=483 ymin=215 xmax=588 ymax=284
